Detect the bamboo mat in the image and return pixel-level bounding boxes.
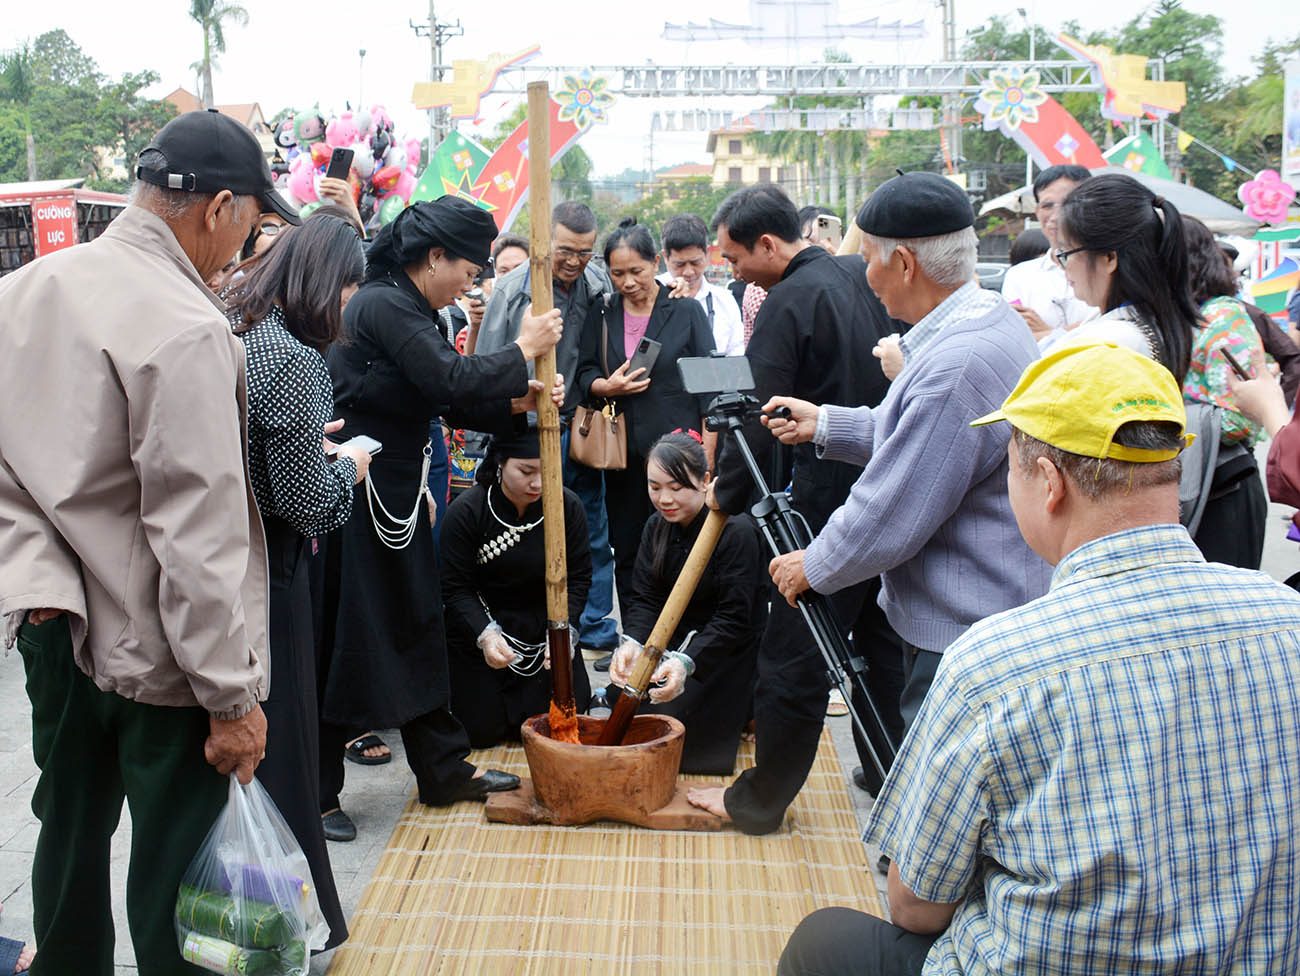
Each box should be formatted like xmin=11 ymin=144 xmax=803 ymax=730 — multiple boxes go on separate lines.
xmin=326 ymin=726 xmax=883 ymax=976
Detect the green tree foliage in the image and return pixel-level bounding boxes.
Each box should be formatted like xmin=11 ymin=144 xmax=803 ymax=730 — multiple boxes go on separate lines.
xmin=0 ymin=30 xmax=175 ymax=189
xmin=628 ymin=177 xmax=740 ymax=237
xmin=188 ymin=0 xmax=248 ymax=109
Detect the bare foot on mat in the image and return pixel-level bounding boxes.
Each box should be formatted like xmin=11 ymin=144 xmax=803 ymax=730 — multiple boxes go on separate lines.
xmin=686 ymin=786 xmax=731 ymax=821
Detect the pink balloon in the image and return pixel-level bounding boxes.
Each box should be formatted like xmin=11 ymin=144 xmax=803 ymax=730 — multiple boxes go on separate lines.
xmin=405 ymin=137 xmax=422 ymax=174
xmin=326 ymin=112 xmax=360 ymax=150
xmin=394 ymin=170 xmax=417 ymax=202
xmin=287 ymin=156 xmax=318 ymax=203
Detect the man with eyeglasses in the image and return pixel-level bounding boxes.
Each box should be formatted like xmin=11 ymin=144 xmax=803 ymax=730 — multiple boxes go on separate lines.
xmin=1001 ymin=164 xmax=1098 ymax=350
xmin=477 ymin=201 xmax=620 ymax=659
xmin=657 ymin=213 xmax=744 ymax=355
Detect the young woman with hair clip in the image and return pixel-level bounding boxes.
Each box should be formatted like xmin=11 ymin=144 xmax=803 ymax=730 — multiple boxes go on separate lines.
xmin=1054 ymin=172 xmax=1200 ymax=383
xmin=1179 ymin=216 xmax=1269 ymax=568
xmin=439 ymin=428 xmax=592 ymax=746
xmin=605 ymin=432 xmax=765 ymax=775
xmin=223 ymin=212 xmax=372 ymax=951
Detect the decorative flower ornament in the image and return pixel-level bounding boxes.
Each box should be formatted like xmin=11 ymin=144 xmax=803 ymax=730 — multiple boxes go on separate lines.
xmin=976 ymin=68 xmax=1049 ymax=131
xmin=553 ymin=70 xmax=615 ymax=130
xmin=1238 ymin=170 xmax=1296 ymax=225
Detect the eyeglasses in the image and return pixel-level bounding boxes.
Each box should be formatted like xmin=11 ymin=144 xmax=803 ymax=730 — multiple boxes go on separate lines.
xmin=258 ymin=220 xmax=285 ymax=238
xmin=1052 ymin=245 xmax=1086 ymax=268
xmin=554 ymin=246 xmax=595 ymax=262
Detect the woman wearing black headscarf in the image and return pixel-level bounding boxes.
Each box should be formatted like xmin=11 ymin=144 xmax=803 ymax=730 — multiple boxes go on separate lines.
xmin=318 ymin=196 xmax=563 ymax=840
xmin=440 ymin=428 xmax=593 ymax=746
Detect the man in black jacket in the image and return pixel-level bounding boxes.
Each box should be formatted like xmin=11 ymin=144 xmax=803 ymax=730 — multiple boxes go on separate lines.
xmin=688 ymin=184 xmax=904 ymax=833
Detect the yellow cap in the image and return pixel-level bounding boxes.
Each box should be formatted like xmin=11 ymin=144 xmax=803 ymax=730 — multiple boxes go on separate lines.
xmin=970 ymin=342 xmax=1192 ymax=462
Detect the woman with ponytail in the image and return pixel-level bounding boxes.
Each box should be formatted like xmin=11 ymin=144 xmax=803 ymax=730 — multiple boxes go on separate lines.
xmin=1054 ymin=172 xmax=1200 ymax=382
xmin=605 ymin=432 xmax=765 ymax=775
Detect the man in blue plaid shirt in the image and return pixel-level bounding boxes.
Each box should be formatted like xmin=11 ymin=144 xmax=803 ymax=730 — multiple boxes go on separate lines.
xmin=780 ymin=343 xmax=1300 ymax=975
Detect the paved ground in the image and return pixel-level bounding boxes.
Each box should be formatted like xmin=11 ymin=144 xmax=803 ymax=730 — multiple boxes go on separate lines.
xmin=1 ymin=459 xmax=1293 ymax=972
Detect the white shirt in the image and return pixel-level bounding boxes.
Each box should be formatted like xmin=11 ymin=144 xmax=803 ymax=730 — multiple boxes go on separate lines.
xmin=1001 ymin=253 xmax=1100 ymax=347
xmin=657 ymin=274 xmax=745 ymax=356
xmin=1052 ymin=305 xmax=1153 ymax=360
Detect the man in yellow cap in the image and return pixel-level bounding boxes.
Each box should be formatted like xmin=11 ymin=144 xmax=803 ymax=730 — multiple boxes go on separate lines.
xmin=778 ymin=343 xmax=1300 ymax=976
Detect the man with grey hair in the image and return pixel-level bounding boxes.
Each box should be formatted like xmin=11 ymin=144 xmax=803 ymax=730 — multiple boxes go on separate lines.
xmin=0 ymin=110 xmax=294 ymax=972
xmin=755 ymin=171 xmax=1050 ymax=748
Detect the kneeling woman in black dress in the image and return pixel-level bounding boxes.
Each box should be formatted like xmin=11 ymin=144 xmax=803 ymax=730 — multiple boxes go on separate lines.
xmin=607 ymin=432 xmax=764 ymax=774
xmin=441 ymin=429 xmax=592 ymax=745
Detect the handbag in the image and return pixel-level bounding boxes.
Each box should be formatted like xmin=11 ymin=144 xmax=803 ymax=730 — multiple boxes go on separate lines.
xmin=569 ymin=309 xmax=628 ymax=470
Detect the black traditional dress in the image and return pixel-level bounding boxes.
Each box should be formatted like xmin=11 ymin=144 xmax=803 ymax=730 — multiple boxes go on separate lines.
xmin=236 ymin=306 xmax=354 ymax=950
xmin=440 ymin=483 xmax=592 ymax=746
xmin=608 ymin=509 xmax=766 ymax=774
xmin=319 ymin=270 xmax=530 ymax=807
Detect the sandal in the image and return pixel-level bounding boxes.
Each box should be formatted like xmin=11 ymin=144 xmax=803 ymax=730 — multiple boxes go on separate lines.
xmin=0 ymin=935 xmax=31 ymax=975
xmin=345 ymin=733 xmax=392 ymax=765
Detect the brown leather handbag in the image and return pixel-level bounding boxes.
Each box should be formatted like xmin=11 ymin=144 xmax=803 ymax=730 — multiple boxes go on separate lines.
xmin=569 ymin=310 xmax=628 ymax=470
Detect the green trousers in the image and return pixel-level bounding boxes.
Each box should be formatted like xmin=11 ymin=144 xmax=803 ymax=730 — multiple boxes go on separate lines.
xmin=17 ymin=617 xmax=227 ymax=975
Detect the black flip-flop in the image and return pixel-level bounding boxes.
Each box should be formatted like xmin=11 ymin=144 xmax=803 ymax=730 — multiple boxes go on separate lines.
xmin=0 ymin=935 xmax=29 ymax=975
xmin=344 ymin=733 xmax=392 ymax=765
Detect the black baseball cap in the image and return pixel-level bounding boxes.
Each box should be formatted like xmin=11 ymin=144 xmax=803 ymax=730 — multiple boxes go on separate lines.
xmin=136 ymin=109 xmax=301 ymax=225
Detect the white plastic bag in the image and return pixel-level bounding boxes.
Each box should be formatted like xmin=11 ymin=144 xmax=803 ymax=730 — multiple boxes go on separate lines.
xmin=173 ymin=775 xmax=328 ymax=975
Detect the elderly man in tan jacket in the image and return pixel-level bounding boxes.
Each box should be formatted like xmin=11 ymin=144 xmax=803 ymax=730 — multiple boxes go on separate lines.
xmin=0 ymin=110 xmax=300 ymax=975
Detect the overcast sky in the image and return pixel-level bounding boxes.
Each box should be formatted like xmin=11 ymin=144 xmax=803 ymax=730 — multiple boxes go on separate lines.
xmin=5 ymin=0 xmax=1294 ymax=178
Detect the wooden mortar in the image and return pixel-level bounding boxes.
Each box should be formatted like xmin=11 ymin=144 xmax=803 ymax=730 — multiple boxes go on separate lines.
xmin=520 ymin=714 xmax=685 ymax=825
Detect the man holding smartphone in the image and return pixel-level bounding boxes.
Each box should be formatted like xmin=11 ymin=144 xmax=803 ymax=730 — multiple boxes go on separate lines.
xmin=476 ymin=202 xmax=621 ymax=660
xmin=0 ymin=111 xmax=292 ymax=972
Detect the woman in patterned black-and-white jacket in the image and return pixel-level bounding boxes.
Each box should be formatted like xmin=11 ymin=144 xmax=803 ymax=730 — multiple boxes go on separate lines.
xmin=224 ymin=213 xmax=370 ymax=952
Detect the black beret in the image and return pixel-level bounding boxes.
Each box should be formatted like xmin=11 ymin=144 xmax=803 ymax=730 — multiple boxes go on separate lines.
xmin=855 ymin=171 xmax=974 ymax=239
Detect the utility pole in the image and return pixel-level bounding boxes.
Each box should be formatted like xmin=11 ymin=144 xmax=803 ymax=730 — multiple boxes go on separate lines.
xmin=410 ymin=1 xmax=463 ymax=155
xmin=939 ymin=0 xmax=962 ymax=174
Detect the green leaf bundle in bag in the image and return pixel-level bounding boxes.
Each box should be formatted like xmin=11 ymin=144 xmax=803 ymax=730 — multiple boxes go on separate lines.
xmin=175 ymin=775 xmax=327 ymax=976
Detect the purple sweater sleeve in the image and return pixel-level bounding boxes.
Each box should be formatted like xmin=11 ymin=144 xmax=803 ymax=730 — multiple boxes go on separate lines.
xmin=804 ymin=356 xmax=1012 ymax=596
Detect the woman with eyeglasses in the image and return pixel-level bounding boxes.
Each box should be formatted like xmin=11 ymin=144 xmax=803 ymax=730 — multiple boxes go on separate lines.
xmin=574 ymin=218 xmax=716 ymax=613
xmin=223 ymin=212 xmax=372 ymax=951
xmin=1052 ymin=172 xmax=1199 ymax=382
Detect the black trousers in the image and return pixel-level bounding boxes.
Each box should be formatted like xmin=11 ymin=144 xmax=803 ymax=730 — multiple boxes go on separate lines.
xmin=603 ymin=457 xmax=654 ymax=611
xmin=778 ymin=907 xmax=937 ymax=976
xmin=724 ymin=577 xmax=904 ymax=835
xmin=1192 ymin=469 xmax=1267 ymax=570
xmin=18 ymin=617 xmax=226 ymax=976
xmin=320 ymin=705 xmax=476 ymax=811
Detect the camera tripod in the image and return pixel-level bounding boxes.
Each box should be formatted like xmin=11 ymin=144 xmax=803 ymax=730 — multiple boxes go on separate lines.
xmin=706 ymin=392 xmax=897 ymax=785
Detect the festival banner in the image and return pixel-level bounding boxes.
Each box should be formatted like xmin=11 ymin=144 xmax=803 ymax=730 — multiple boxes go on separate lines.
xmin=410 ymin=130 xmax=494 ymax=204
xmin=974 ymin=69 xmax=1107 ymax=170
xmin=1284 ymin=59 xmax=1300 ymax=191
xmin=1104 ymin=132 xmax=1173 ymax=179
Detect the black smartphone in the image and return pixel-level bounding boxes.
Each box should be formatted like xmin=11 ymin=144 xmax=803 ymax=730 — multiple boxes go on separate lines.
xmin=325 ymin=147 xmax=355 ymax=181
xmin=1220 ymin=347 xmax=1251 ymax=380
xmin=677 ymin=355 xmax=755 ymax=395
xmin=627 ymin=337 xmax=662 ymax=377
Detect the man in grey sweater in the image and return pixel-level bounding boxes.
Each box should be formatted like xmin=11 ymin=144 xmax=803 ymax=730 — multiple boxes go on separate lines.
xmin=692 ymin=174 xmax=1051 ymax=826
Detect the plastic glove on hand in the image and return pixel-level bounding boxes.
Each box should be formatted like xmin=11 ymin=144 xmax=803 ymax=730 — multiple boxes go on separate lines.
xmin=647 ymin=656 xmax=687 ymax=704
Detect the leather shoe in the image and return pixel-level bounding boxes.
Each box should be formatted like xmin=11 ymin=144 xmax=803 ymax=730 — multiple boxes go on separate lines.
xmin=852 ymin=765 xmax=869 ymax=791
xmin=447 ymin=768 xmax=520 ymax=803
xmin=321 ymin=808 xmax=356 ymax=842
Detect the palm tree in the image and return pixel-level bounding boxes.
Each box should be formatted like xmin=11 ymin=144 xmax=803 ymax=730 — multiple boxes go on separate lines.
xmin=0 ymin=44 xmax=38 ymax=180
xmin=188 ymin=0 xmax=248 ymax=108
